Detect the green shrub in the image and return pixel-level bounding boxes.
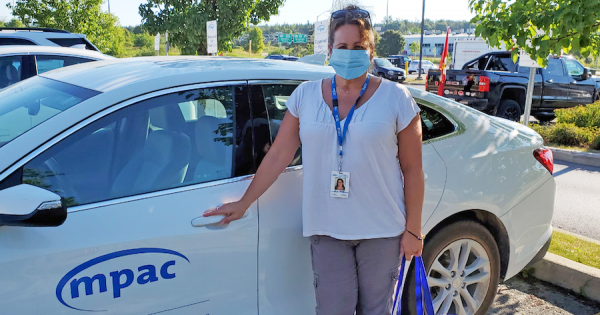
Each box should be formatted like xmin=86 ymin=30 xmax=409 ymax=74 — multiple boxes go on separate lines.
xmin=555 ymin=102 xmax=600 ymax=128
xmin=593 ymin=134 xmax=600 ymax=150
xmin=530 ymin=123 xmax=600 ymax=147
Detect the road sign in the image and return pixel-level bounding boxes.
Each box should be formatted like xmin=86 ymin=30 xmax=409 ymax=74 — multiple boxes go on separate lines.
xmin=278 ymin=34 xmax=293 ymax=44
xmin=154 ymin=33 xmax=160 ymax=51
xmin=314 ymin=20 xmax=329 ymax=55
xmin=293 ymin=34 xmax=307 ymax=43
xmin=206 ymin=20 xmax=218 ymax=54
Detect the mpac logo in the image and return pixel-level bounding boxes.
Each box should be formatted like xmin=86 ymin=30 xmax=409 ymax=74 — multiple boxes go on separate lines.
xmin=56 ymin=248 xmax=190 ymax=312
xmin=208 ymin=23 xmax=216 ymax=29
xmin=317 ymin=24 xmax=326 ymax=32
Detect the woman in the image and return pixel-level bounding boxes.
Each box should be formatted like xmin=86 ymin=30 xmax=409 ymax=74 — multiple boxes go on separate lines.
xmin=335 ymin=178 xmax=345 ymax=191
xmin=204 ymin=5 xmax=424 ymax=314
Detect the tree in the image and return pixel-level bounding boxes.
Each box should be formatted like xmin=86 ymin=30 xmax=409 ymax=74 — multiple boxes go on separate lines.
xmin=410 ymin=41 xmax=420 ymax=56
xmin=246 ymin=26 xmax=265 ymax=53
xmin=0 ymin=20 xmax=4 ymax=27
xmin=470 ymin=0 xmax=600 ymax=66
xmin=139 ymin=0 xmax=285 ymax=55
xmin=5 ymin=18 xmax=24 ymax=28
xmin=8 ymin=0 xmax=126 ymax=56
xmin=376 ymin=30 xmax=405 ymax=57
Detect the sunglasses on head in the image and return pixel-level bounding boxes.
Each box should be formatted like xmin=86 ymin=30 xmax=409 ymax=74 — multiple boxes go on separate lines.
xmin=331 ymin=9 xmax=371 ymax=21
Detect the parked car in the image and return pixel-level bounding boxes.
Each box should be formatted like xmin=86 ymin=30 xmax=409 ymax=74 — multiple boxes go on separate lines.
xmin=408 ymin=59 xmax=436 ymax=74
xmin=388 ymin=55 xmax=412 ymax=69
xmin=0 ymin=45 xmax=113 ymax=88
xmin=372 ymin=57 xmax=406 ymax=82
xmin=265 ymin=54 xmax=299 ymax=61
xmin=0 ymin=27 xmax=99 ymax=51
xmin=426 ymin=52 xmax=598 ymax=121
xmin=0 ymin=57 xmax=555 ymax=315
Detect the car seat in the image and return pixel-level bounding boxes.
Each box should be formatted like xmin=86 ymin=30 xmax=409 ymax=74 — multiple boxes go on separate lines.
xmin=110 ymin=104 xmax=191 ymax=198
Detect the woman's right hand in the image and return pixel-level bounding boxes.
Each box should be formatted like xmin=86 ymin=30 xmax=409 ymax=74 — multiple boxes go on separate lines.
xmin=203 ymin=200 xmax=250 ymax=225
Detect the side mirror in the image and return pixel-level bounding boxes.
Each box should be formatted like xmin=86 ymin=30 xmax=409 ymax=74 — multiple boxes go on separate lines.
xmin=585 ymin=67 xmax=592 ymax=79
xmin=0 ymin=184 xmax=67 ymax=227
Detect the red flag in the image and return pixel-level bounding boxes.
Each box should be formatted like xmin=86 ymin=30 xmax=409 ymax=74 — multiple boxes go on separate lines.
xmin=437 ymin=27 xmax=450 ymax=96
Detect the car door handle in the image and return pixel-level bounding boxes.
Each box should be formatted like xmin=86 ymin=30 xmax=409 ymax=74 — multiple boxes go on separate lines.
xmin=545 ymin=79 xmax=553 ymax=83
xmin=191 ymin=215 xmax=226 ymax=227
xmin=191 ymin=208 xmax=249 ymax=227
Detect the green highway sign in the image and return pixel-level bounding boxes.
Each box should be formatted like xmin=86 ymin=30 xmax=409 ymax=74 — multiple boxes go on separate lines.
xmin=293 ymin=34 xmax=307 ymax=43
xmin=278 ymin=34 xmax=293 ymax=44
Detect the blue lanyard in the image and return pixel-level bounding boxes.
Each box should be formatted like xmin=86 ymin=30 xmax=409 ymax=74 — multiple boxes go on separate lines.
xmin=331 ymin=75 xmax=370 ymax=172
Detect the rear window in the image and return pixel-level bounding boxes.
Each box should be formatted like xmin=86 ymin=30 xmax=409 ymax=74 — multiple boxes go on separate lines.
xmin=486 ymin=55 xmax=516 ymax=72
xmin=0 ymin=76 xmax=100 ymax=148
xmin=48 ymin=38 xmax=97 ymax=51
xmin=0 ymin=37 xmax=36 ymax=46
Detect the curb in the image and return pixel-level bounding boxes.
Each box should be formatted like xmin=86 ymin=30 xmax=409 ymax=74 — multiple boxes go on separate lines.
xmin=549 ymin=146 xmax=600 ymax=167
xmin=403 ymin=82 xmax=425 ymax=86
xmin=532 ymin=253 xmax=600 ymax=303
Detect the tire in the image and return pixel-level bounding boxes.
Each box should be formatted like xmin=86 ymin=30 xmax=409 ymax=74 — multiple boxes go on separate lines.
xmin=409 ymin=71 xmax=414 ymax=74
xmin=401 ymin=221 xmax=501 ymax=315
xmin=496 ymin=99 xmax=522 ymax=122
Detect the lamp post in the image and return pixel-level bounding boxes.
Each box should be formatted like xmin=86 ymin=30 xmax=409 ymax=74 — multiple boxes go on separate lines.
xmin=416 ymin=0 xmax=426 ymax=80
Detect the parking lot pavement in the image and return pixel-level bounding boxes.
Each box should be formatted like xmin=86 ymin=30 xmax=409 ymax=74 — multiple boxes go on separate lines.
xmin=552 ymin=160 xmax=600 ymax=241
xmin=490 ymin=276 xmax=600 ymax=314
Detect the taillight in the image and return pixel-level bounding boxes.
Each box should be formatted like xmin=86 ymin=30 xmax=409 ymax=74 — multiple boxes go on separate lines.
xmin=478 ymin=76 xmax=490 ymax=92
xmin=534 ymin=147 xmax=554 ymax=174
xmin=425 ymin=74 xmax=429 ymax=90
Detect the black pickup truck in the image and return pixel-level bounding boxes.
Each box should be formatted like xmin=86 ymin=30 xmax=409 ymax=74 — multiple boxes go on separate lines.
xmin=426 ymin=52 xmax=599 ymax=121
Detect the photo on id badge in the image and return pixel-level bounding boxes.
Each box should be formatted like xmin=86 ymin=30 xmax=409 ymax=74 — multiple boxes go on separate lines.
xmin=331 ymin=172 xmax=350 ymax=198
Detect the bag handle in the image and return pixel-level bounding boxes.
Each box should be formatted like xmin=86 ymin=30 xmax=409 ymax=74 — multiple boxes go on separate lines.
xmin=392 ymin=256 xmax=436 ymax=315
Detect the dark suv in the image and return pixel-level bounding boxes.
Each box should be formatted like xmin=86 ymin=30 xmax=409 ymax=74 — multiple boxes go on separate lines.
xmin=372 ymin=58 xmax=406 ymax=82
xmin=388 ymin=55 xmax=411 ymax=70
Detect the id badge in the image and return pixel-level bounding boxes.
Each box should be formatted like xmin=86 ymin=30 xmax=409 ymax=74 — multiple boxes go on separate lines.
xmin=331 ymin=171 xmax=350 ymax=198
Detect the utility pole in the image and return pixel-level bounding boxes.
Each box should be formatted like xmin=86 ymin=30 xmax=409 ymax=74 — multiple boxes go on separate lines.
xmin=108 ymin=0 xmax=110 ymax=13
xmin=386 ymin=0 xmax=389 ymax=24
xmin=416 ymin=0 xmax=426 ymax=80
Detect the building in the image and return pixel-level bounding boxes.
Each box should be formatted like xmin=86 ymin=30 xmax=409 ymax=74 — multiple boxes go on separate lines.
xmin=403 ymin=33 xmax=481 ymax=57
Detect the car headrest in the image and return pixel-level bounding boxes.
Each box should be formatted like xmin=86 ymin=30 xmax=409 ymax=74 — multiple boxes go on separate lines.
xmin=6 ymin=65 xmax=18 ymax=82
xmin=195 ymin=116 xmax=233 ymax=162
xmin=149 ymin=104 xmax=186 ymax=132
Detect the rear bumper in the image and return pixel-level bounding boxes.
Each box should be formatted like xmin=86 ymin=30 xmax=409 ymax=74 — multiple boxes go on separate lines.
xmin=446 ymin=96 xmax=491 ymax=112
xmin=524 ymin=232 xmax=552 ymax=269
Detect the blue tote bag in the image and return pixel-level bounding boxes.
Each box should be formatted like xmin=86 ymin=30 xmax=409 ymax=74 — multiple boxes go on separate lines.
xmin=392 ymin=256 xmax=436 ymax=315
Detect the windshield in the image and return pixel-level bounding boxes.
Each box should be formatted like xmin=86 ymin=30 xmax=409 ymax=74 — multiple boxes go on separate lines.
xmin=0 ymin=76 xmax=100 ymax=148
xmin=375 ymin=59 xmax=394 ymax=67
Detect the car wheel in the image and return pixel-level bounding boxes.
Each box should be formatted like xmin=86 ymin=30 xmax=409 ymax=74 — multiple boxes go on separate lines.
xmin=594 ymin=92 xmax=600 ymax=103
xmin=401 ymin=221 xmax=501 ymax=315
xmin=409 ymin=71 xmax=414 ymax=74
xmin=496 ymin=99 xmax=522 ymax=122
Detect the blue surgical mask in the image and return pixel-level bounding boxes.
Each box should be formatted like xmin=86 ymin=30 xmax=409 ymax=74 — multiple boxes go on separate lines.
xmin=329 ymin=49 xmax=370 ymax=80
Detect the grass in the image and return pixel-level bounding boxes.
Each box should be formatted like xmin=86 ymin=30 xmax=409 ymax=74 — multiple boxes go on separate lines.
xmin=548 ymin=230 xmax=600 ymax=269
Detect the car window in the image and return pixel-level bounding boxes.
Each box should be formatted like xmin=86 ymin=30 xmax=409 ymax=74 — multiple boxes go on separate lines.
xmin=0 ymin=55 xmax=23 ymax=88
xmin=564 ymin=59 xmax=584 ymax=76
xmin=542 ymin=58 xmax=564 ymax=76
xmin=464 ymin=55 xmax=490 ymax=70
xmin=375 ymin=59 xmax=394 ymax=67
xmin=19 ymin=85 xmax=243 ymax=207
xmin=0 ymin=76 xmax=100 ymax=148
xmin=256 ymin=83 xmax=302 ymax=167
xmin=35 ymin=55 xmax=94 ymax=74
xmin=486 ymin=55 xmax=516 ymax=72
xmin=0 ymin=37 xmax=36 ymax=45
xmin=419 ymin=104 xmax=456 ymax=141
xmin=48 ymin=38 xmax=97 ymax=51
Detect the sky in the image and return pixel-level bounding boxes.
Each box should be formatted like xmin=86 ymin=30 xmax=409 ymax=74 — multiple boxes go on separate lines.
xmin=0 ymin=0 xmax=475 ymax=27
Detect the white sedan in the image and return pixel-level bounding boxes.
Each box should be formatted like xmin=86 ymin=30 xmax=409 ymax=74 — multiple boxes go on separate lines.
xmin=0 ymin=57 xmax=555 ymax=315
xmin=408 ymin=59 xmax=437 ymax=74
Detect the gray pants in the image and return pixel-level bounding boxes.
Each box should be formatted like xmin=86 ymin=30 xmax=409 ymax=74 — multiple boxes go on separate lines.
xmin=310 ymin=235 xmax=402 ymax=315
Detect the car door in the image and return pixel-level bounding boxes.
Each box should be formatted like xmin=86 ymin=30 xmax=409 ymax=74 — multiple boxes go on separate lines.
xmin=34 ymin=54 xmax=97 ymax=75
xmin=540 ymin=58 xmax=571 ymax=108
xmin=247 ymin=81 xmax=309 ymax=315
xmin=563 ymin=58 xmax=596 ymax=106
xmin=0 ymin=83 xmax=259 ymax=315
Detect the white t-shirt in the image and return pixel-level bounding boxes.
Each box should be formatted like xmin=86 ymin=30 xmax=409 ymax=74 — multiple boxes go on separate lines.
xmin=287 ymin=78 xmax=420 ymax=240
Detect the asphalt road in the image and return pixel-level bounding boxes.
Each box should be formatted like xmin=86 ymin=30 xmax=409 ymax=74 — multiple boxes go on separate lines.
xmin=552 ymin=161 xmax=600 ymax=241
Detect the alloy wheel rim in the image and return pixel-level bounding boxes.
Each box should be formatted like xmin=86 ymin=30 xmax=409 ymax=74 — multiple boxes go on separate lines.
xmin=427 ymin=239 xmax=491 ymax=315
xmin=505 ymin=108 xmax=519 ymax=121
